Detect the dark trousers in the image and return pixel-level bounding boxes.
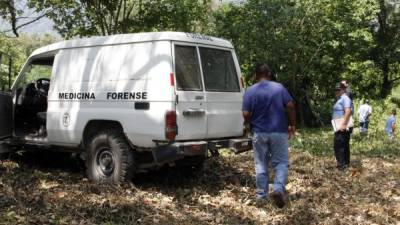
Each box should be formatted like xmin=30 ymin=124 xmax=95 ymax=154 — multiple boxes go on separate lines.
xmin=334 ymin=130 xmax=351 ymax=168
xmin=360 ymin=121 xmax=369 ymax=129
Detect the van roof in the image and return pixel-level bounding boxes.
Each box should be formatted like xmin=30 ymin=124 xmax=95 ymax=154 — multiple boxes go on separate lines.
xmin=30 ymin=32 xmax=234 ymax=58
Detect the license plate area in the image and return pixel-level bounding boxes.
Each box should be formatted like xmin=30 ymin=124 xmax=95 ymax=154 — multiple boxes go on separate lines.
xmin=182 ymin=142 xmax=208 ymax=156
xmin=229 ymin=138 xmax=252 ymax=154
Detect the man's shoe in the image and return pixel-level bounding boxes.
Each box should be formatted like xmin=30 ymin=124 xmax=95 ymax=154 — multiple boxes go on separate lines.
xmin=337 ymin=165 xmax=348 ymax=171
xmin=271 ymin=191 xmax=285 ymax=208
xmin=254 ymin=196 xmax=267 ymax=207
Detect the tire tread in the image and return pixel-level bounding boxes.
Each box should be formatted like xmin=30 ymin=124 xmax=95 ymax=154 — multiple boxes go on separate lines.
xmin=86 ymin=128 xmax=135 ymax=184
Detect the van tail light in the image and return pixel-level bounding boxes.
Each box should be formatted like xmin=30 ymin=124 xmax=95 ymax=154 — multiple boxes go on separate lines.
xmin=240 ymin=77 xmax=245 ymax=88
xmin=165 ymin=110 xmax=177 ymax=141
xmin=170 ymin=73 xmax=175 ymax=86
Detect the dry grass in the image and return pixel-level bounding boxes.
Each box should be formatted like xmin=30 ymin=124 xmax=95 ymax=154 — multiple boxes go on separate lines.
xmin=0 ymin=144 xmax=399 ymax=225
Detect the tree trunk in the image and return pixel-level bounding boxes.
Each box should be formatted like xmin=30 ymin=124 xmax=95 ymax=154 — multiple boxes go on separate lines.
xmin=296 ymin=94 xmax=322 ymax=127
xmin=380 ymin=58 xmax=392 ymax=98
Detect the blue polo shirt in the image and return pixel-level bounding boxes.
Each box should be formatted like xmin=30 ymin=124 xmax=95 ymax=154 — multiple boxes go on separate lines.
xmin=332 ymin=94 xmax=352 ymax=119
xmin=242 ymin=80 xmax=293 ymax=133
xmin=385 ymin=115 xmax=396 ymax=133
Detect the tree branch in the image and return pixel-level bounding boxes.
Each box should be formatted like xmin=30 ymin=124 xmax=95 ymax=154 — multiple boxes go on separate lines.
xmin=390 ymin=76 xmax=400 ymax=83
xmin=6 ymin=0 xmax=18 ymax=37
xmin=125 ymin=1 xmax=135 ymax=19
xmin=114 ymin=0 xmax=123 ymax=33
xmin=15 ymin=13 xmax=47 ymax=30
xmin=3 ymin=13 xmax=47 ymax=33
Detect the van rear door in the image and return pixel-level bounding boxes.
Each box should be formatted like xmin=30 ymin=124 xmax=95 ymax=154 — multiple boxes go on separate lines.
xmin=198 ymin=47 xmax=243 ymax=138
xmin=0 ymin=91 xmax=12 ymax=139
xmin=173 ymin=44 xmax=207 ymax=140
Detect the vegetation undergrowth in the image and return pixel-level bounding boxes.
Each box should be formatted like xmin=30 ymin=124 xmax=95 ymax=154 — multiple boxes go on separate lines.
xmin=291 ymin=97 xmax=400 ymax=158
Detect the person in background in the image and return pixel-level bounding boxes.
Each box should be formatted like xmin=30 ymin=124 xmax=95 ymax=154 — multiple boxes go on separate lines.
xmin=242 ymin=64 xmax=296 ymax=208
xmin=385 ymin=109 xmax=397 ymax=140
xmin=358 ymin=99 xmax=372 ymax=134
xmin=332 ymin=82 xmax=352 ymax=170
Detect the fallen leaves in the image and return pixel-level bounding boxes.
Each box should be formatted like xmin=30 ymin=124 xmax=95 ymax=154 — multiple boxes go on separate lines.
xmin=39 ymin=180 xmax=60 ymax=189
xmin=55 ymin=191 xmax=68 ymax=199
xmin=0 ymin=148 xmax=399 ymax=225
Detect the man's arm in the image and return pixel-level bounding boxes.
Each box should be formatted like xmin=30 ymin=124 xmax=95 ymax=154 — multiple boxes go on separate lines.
xmin=367 ymin=106 xmax=372 ymax=119
xmin=243 ymin=111 xmax=251 ymax=123
xmin=286 ymin=101 xmax=296 ymax=138
xmin=339 ymin=96 xmax=352 ymax=130
xmin=340 ymin=107 xmax=351 ymax=131
xmin=392 ymin=121 xmax=396 ymax=135
xmin=242 ymin=89 xmax=252 ymax=136
xmin=242 ymin=111 xmax=251 ymax=136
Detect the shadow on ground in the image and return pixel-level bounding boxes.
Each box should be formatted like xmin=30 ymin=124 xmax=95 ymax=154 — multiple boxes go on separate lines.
xmin=1 ymin=150 xmax=258 ymax=225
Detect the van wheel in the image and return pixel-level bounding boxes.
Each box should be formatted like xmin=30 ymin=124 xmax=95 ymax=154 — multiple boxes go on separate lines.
xmin=86 ymin=130 xmax=135 ymax=184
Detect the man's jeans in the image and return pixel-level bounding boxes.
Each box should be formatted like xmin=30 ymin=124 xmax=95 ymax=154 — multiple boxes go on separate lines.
xmin=386 ymin=130 xmax=394 ymax=139
xmin=359 ymin=121 xmax=369 ymax=133
xmin=252 ymin=132 xmax=289 ymax=199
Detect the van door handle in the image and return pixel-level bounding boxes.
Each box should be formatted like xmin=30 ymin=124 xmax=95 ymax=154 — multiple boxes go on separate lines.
xmin=183 ymin=108 xmax=205 ymax=117
xmin=195 ymin=96 xmax=204 ymax=100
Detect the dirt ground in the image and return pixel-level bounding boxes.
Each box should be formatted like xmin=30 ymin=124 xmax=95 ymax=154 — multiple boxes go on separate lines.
xmin=0 ymin=149 xmax=399 ymax=225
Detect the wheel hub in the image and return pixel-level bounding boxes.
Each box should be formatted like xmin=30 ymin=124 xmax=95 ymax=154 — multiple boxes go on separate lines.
xmin=96 ymin=148 xmax=115 ymax=176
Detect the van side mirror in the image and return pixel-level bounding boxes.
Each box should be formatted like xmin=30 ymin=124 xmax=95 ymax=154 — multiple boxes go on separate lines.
xmin=0 ymin=52 xmax=13 ymax=92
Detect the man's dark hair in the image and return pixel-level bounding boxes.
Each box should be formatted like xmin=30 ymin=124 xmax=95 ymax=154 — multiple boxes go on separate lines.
xmin=255 ymin=64 xmax=271 ymax=79
xmin=335 ymin=82 xmax=346 ymax=90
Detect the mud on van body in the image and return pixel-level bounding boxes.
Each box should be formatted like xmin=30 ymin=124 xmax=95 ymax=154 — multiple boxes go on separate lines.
xmin=0 ymin=32 xmax=251 ymax=184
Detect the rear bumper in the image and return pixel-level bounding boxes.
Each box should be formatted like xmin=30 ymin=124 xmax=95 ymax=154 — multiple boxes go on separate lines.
xmin=208 ymin=138 xmax=252 ymax=154
xmin=152 ymin=141 xmax=207 ymax=165
xmin=152 ymin=138 xmax=252 ymax=165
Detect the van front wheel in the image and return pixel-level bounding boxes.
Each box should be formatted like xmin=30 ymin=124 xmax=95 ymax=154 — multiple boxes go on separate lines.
xmin=86 ymin=130 xmax=135 ymax=184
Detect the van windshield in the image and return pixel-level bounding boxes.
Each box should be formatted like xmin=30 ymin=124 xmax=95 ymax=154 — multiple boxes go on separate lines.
xmin=199 ymin=48 xmax=240 ymax=92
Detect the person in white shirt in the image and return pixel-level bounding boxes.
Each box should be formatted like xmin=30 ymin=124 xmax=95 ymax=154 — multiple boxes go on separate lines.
xmin=358 ymin=99 xmax=372 ymax=134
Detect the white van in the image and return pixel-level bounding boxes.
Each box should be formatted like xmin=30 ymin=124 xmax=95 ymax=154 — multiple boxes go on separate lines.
xmin=0 ymin=32 xmax=251 ymax=183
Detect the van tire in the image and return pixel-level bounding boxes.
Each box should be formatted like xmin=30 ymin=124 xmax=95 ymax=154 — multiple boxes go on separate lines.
xmin=86 ymin=129 xmax=135 ymax=184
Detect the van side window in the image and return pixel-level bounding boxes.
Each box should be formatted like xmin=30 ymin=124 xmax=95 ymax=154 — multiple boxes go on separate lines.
xmin=175 ymin=45 xmax=203 ymax=91
xmin=199 ymin=48 xmax=240 ymax=92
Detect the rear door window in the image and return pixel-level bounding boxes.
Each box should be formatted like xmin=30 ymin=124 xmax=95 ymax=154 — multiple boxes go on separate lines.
xmin=175 ymin=45 xmax=203 ymax=91
xmin=199 ymin=48 xmax=240 ymax=92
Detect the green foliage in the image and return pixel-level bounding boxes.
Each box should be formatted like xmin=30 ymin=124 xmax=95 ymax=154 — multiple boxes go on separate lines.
xmin=21 ymin=65 xmax=52 ymax=84
xmin=0 ymin=33 xmax=58 ymax=91
xmin=212 ymin=0 xmax=400 ymax=126
xmin=390 ymin=84 xmax=400 ymax=107
xmin=370 ymin=0 xmax=400 ymax=97
xmin=28 ymin=0 xmax=212 ymax=38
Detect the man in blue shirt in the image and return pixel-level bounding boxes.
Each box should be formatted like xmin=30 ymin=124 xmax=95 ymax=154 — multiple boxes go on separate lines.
xmin=385 ymin=109 xmax=396 ymax=139
xmin=242 ymin=64 xmax=296 ymax=208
